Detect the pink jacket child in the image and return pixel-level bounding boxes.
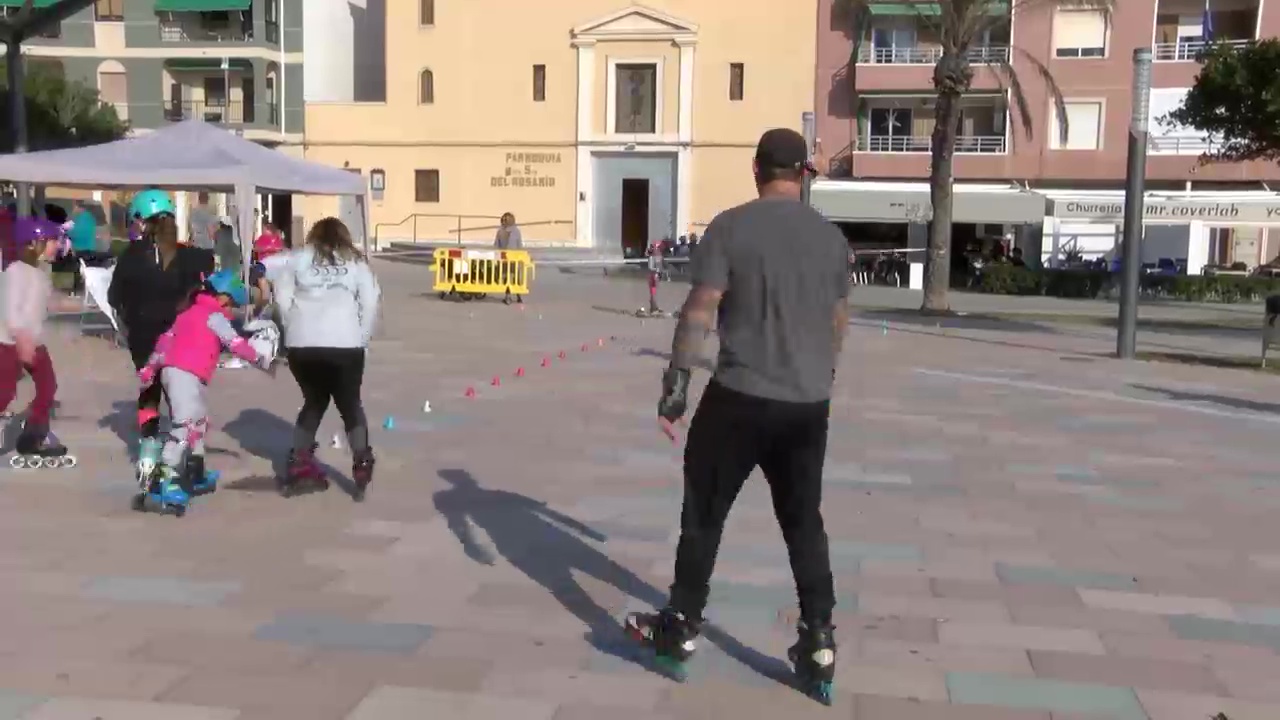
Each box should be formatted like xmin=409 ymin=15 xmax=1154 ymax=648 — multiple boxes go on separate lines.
xmin=138 ymin=273 xmax=272 ymax=486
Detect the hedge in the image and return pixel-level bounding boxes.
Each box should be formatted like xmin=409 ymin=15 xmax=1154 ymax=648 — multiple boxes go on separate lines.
xmin=976 ymin=264 xmax=1280 ymax=303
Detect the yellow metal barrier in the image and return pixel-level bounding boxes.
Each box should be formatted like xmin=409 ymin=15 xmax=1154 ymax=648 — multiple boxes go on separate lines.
xmin=432 ymin=248 xmax=535 ymax=304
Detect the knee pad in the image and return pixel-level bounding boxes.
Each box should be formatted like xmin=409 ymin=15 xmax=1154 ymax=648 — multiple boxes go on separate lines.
xmin=137 ymin=407 xmax=159 ymax=428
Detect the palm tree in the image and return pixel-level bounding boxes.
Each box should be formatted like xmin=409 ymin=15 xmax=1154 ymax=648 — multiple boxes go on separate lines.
xmin=836 ymin=0 xmax=1108 ymax=312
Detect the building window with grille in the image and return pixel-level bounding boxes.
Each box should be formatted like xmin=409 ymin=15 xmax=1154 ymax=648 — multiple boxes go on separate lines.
xmin=94 ymin=0 xmax=123 ymax=21
xmin=729 ymin=63 xmax=744 ymax=101
xmin=533 ymin=64 xmax=546 ymax=102
xmin=420 ymin=0 xmax=434 ymax=26
xmin=419 ymin=69 xmax=434 ymax=104
xmin=614 ymin=63 xmax=657 ymax=134
xmin=415 ymin=170 xmax=440 ymax=203
xmin=1052 ymin=8 xmax=1108 ymax=58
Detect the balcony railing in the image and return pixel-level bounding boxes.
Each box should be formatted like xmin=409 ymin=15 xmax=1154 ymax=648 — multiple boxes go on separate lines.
xmin=857 ymin=45 xmax=1010 ymax=65
xmin=1147 ymin=135 xmax=1216 ymax=153
xmin=164 ymin=100 xmax=249 ymax=124
xmin=859 ymin=135 xmax=1007 ymax=153
xmin=159 ymin=19 xmax=251 ymax=42
xmin=1152 ymin=38 xmax=1251 ymax=61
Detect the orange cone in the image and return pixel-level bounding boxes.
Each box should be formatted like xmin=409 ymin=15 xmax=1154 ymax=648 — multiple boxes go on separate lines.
xmin=464 ymin=387 xmax=476 ymax=398
xmin=541 ymin=357 xmax=550 ymax=367
xmin=558 ymin=351 xmax=566 ymax=359
xmin=491 ymin=376 xmax=501 ymax=386
xmin=597 ymin=338 xmax=605 ymax=347
xmin=581 ymin=344 xmax=589 ymax=352
xmin=515 ymin=367 xmax=525 ymax=377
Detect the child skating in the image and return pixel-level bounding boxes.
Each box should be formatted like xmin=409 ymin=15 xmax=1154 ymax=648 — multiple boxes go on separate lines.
xmin=132 ymin=270 xmax=272 ymax=516
xmin=0 ymin=218 xmax=69 ymax=465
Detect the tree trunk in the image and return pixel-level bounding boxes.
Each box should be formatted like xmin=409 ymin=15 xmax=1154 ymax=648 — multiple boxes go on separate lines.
xmin=922 ymin=86 xmax=963 ymax=313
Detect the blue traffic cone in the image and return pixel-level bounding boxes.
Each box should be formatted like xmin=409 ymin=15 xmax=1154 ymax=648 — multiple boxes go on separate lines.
xmin=383 ymin=416 xmax=396 ymax=430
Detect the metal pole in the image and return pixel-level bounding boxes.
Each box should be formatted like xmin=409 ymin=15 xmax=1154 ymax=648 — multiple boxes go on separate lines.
xmin=1117 ymin=48 xmax=1152 ymax=359
xmin=6 ymin=39 xmax=28 ymax=217
xmin=801 ymin=111 xmax=816 ymax=207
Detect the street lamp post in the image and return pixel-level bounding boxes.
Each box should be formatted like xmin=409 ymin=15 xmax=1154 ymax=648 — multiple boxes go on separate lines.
xmin=1117 ymin=48 xmax=1153 ymax=359
xmin=801 ymin=111 xmax=816 ymax=207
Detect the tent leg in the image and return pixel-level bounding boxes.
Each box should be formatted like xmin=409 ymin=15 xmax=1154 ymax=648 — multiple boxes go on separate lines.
xmin=7 ymin=41 xmax=29 ymax=217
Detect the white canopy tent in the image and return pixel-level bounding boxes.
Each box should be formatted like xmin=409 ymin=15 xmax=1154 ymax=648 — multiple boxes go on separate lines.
xmin=0 ymin=119 xmax=369 ymax=278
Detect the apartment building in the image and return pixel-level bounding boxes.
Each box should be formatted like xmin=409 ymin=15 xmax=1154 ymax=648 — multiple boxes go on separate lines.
xmin=15 ymin=0 xmax=366 ymax=236
xmin=814 ymin=0 xmax=1280 ymax=285
xmin=302 ymin=0 xmax=819 ymax=252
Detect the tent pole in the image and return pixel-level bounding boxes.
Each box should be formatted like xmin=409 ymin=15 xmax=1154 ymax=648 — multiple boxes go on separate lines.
xmin=6 ymin=40 xmax=29 ymax=217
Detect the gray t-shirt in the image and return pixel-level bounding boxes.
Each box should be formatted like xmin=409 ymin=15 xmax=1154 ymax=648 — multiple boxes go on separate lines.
xmin=692 ymin=196 xmax=849 ymax=403
xmin=188 ymin=207 xmax=215 ymax=249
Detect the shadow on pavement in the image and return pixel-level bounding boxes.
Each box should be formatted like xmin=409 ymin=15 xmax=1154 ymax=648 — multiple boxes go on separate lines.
xmin=1131 ymin=383 xmax=1280 ymax=415
xmin=432 ymin=468 xmax=790 ymax=686
xmin=222 ymin=408 xmax=359 ymax=498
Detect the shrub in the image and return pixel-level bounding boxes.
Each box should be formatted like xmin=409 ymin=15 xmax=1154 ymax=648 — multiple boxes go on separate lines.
xmin=975 ymin=265 xmax=1279 ymax=303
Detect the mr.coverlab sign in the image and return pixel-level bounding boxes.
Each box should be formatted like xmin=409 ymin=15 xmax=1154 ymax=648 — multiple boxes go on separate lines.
xmin=1053 ymin=199 xmax=1280 ymax=223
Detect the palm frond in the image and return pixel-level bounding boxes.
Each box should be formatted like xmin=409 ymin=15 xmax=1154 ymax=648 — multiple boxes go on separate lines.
xmin=994 ymin=45 xmax=1069 ymax=144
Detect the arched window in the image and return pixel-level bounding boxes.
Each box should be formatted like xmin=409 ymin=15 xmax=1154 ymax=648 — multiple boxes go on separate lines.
xmin=419 ymin=69 xmax=434 ymax=104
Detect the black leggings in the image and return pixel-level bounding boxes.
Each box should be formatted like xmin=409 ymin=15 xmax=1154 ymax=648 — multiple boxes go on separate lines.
xmin=130 ymin=333 xmax=166 ymax=438
xmin=286 ymin=347 xmax=369 ymax=453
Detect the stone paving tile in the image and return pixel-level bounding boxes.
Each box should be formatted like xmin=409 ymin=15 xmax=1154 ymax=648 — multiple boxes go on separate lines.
xmin=252 ymin=613 xmax=434 ymax=654
xmin=856 ymin=638 xmax=1036 ymax=676
xmin=995 ymin=564 xmax=1139 ymax=592
xmin=1027 ymin=649 xmax=1224 ymax=694
xmin=946 ymin=672 xmax=1149 ymax=719
xmin=131 ymin=631 xmax=311 ymax=673
xmin=347 ymin=685 xmax=559 ymax=720
xmin=856 ymin=694 xmax=1053 ymax=720
xmin=1135 ymin=689 xmax=1280 ymax=720
xmin=1078 ymin=589 xmax=1236 ymax=619
xmin=0 ymin=691 xmax=45 ymax=720
xmin=1165 ymin=615 xmax=1280 ymax=652
xmin=20 ymin=697 xmax=241 ymax=720
xmin=158 ymin=669 xmax=374 ymax=717
xmin=938 ymin=622 xmax=1106 ymax=654
xmin=80 ymin=576 xmax=242 ymax=607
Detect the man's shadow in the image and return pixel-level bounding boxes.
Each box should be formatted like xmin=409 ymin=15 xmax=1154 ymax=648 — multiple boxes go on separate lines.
xmin=433 ymin=468 xmax=793 ymax=685
xmin=221 ymin=408 xmax=358 ymax=497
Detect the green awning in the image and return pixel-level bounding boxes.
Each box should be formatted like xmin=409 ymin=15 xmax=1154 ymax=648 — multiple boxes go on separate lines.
xmin=868 ymin=2 xmax=1008 ymax=15
xmin=154 ymin=0 xmax=250 ymax=11
xmin=165 ymin=58 xmax=252 ymax=71
xmin=0 ymin=1 xmax=61 ymax=8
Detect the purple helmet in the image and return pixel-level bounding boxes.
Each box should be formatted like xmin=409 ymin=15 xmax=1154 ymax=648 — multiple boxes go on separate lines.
xmin=12 ymin=217 xmax=62 ymax=248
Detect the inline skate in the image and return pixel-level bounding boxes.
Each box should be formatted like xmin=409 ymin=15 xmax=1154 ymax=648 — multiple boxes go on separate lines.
xmin=9 ymin=424 xmax=72 ymax=469
xmin=280 ymin=444 xmax=328 ymax=497
xmin=624 ymin=607 xmax=700 ymax=681
xmin=351 ymin=448 xmax=375 ymax=502
xmin=131 ymin=463 xmax=190 ymax=517
xmin=787 ymin=619 xmax=837 ymax=706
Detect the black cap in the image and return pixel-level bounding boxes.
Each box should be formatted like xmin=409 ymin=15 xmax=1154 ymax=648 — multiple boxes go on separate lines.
xmin=755 ymin=128 xmax=812 ymax=173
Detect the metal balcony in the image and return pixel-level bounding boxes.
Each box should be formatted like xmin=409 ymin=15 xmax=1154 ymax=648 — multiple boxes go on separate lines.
xmin=858 ymin=135 xmax=1007 ymax=153
xmin=1152 ymin=38 xmax=1251 ymax=61
xmin=1147 ymin=135 xmax=1216 ymax=154
xmin=159 ymin=18 xmax=251 ymax=42
xmin=164 ymin=100 xmax=250 ymax=125
xmin=857 ymin=45 xmax=1011 ymax=65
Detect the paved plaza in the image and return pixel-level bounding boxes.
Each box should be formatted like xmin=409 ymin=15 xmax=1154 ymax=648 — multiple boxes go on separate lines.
xmin=3 ymin=262 xmax=1280 ymax=718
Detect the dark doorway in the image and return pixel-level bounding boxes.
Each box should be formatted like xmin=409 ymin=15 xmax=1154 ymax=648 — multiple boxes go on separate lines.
xmin=270 ymin=193 xmax=294 ymax=248
xmin=620 ymin=178 xmax=650 ymax=257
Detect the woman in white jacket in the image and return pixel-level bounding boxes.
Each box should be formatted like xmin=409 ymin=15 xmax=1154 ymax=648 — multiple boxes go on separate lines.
xmin=273 ymin=217 xmax=381 ymax=500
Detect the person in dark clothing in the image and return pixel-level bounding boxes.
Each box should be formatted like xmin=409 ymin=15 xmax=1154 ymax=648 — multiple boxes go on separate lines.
xmin=107 ymin=189 xmax=215 ymax=469
xmin=625 ymin=128 xmax=849 ymax=705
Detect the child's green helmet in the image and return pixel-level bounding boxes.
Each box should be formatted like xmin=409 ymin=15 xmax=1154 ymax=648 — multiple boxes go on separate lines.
xmin=128 ymin=188 xmax=176 ymax=221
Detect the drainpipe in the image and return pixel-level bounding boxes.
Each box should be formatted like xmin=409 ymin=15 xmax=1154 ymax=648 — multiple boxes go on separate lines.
xmin=279 ymin=0 xmax=286 ymax=134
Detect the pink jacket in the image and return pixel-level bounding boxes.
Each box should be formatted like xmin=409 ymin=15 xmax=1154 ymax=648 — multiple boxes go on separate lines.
xmin=142 ymin=294 xmax=257 ymax=384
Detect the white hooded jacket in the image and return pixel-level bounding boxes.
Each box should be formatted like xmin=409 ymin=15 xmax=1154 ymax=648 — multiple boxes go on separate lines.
xmin=274 ymin=246 xmax=380 ymax=349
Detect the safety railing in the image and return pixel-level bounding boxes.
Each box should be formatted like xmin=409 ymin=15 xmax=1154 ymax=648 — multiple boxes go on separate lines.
xmin=373 ymin=213 xmax=573 ymax=245
xmin=1152 ymin=38 xmax=1251 ymax=62
xmin=858 ymin=135 xmax=1006 ymax=153
xmin=857 ymin=44 xmax=1010 ymax=65
xmin=432 ymin=248 xmax=534 ymax=304
xmin=1147 ymin=135 xmax=1216 ymax=154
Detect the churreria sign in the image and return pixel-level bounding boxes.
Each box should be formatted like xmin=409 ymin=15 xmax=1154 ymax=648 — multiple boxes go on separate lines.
xmin=1054 ymin=199 xmax=1280 ymax=223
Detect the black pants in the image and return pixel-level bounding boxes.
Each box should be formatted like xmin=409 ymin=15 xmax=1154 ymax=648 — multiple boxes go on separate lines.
xmin=129 ymin=331 xmax=167 ymax=438
xmin=669 ymin=381 xmax=835 ymax=625
xmin=286 ymin=347 xmax=369 ymax=453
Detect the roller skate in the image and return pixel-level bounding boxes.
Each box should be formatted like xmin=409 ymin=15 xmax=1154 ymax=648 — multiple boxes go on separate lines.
xmin=135 ymin=436 xmax=163 ymax=483
xmin=351 ymin=448 xmax=375 ymax=502
xmin=280 ymin=444 xmax=328 ymax=497
xmin=787 ymin=619 xmax=837 ymax=706
xmin=624 ymin=607 xmax=700 ymax=682
xmin=184 ymin=454 xmax=220 ymax=496
xmin=9 ymin=425 xmax=73 ymax=469
xmin=131 ymin=464 xmax=191 ymax=517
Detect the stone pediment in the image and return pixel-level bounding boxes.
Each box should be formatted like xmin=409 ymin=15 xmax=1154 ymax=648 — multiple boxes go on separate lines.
xmin=571 ymin=4 xmax=698 ymax=42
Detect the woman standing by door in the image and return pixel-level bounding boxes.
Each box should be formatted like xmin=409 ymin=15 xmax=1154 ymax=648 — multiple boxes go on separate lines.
xmin=273 ymin=217 xmax=381 ymax=500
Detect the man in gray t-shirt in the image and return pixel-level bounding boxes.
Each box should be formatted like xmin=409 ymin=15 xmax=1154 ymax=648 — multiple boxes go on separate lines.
xmin=626 ymin=128 xmax=849 ymax=703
